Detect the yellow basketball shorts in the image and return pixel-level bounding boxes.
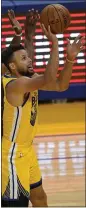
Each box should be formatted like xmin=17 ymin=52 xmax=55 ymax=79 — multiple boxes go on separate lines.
xmin=2 ymin=141 xmax=42 ymax=202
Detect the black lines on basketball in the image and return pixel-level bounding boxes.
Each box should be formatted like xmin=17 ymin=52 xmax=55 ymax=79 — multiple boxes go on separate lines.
xmin=51 ymin=4 xmax=62 ymax=33
xmin=40 ymin=4 xmax=71 ymax=34
xmin=47 ymin=7 xmax=50 ymax=27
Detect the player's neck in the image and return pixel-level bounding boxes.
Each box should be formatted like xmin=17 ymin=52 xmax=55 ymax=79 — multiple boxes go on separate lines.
xmin=11 ymin=71 xmax=21 ymax=78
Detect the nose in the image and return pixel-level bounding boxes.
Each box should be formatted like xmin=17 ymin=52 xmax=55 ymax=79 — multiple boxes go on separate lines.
xmin=28 ymin=57 xmax=32 ymax=65
xmin=28 ymin=57 xmax=32 ymax=62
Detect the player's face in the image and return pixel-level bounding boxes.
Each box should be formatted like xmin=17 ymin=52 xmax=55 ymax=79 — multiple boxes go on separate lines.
xmin=13 ymin=49 xmax=34 ymax=77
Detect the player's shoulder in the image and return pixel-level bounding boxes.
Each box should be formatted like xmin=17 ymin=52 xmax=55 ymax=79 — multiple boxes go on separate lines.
xmin=2 ymin=74 xmax=16 ymax=87
xmin=5 ymin=73 xmax=40 ymax=95
xmin=2 ymin=73 xmax=16 ymax=80
xmin=32 ymin=73 xmax=39 ymax=78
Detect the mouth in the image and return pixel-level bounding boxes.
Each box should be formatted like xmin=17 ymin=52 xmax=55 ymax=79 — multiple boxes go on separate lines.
xmin=27 ymin=66 xmax=33 ymax=72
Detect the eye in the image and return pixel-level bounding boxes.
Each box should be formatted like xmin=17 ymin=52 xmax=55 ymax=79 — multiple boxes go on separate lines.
xmin=22 ymin=56 xmax=26 ymax=60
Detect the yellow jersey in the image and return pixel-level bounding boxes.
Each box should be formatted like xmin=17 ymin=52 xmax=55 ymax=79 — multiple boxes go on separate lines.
xmin=2 ymin=74 xmax=38 ymax=146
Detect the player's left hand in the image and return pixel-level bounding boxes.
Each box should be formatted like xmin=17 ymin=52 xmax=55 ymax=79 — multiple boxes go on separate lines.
xmin=67 ymin=34 xmax=85 ymax=61
xmin=8 ymin=10 xmax=22 ymax=35
xmin=25 ymin=9 xmax=39 ymax=38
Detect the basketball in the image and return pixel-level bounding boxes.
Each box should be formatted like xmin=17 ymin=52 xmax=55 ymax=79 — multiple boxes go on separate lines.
xmin=40 ymin=4 xmax=71 ymax=34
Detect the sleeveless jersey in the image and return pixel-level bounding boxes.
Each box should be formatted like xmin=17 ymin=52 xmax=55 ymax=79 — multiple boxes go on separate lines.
xmin=2 ymin=75 xmax=38 ymax=146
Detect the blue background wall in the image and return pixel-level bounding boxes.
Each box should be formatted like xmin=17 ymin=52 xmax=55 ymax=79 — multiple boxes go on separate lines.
xmin=2 ymin=0 xmax=86 ymax=13
xmin=2 ymin=0 xmax=86 ymax=101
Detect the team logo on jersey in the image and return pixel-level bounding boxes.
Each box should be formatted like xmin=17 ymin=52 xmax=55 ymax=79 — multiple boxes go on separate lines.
xmin=30 ymin=91 xmax=38 ymax=126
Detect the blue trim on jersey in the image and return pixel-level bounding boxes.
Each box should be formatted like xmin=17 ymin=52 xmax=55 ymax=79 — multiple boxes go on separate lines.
xmin=30 ymin=178 xmax=42 ymax=190
xmin=4 ymin=74 xmax=16 ymax=78
xmin=22 ymin=93 xmax=30 ymax=107
xmin=10 ymin=143 xmax=16 ymax=199
xmin=12 ymin=107 xmax=19 ymax=142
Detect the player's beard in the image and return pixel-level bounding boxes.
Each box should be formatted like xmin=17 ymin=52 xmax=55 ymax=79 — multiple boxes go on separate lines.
xmin=19 ymin=69 xmax=34 ymax=77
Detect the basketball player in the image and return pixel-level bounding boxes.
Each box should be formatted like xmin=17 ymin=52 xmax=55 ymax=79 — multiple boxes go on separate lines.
xmin=2 ymin=9 xmax=85 ymax=208
xmin=1 ymin=9 xmax=58 ymax=207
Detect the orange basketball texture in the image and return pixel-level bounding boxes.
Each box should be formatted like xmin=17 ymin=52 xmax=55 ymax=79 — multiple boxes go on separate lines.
xmin=40 ymin=4 xmax=71 ymax=34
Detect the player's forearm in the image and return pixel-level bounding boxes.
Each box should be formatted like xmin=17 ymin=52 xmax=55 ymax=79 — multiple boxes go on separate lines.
xmin=44 ymin=41 xmax=59 ymax=83
xmin=10 ymin=35 xmax=21 ymax=46
xmin=57 ymin=59 xmax=74 ymax=90
xmin=25 ymin=36 xmax=34 ymax=61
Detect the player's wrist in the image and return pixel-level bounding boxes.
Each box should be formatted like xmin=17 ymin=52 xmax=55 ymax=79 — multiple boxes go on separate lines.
xmin=52 ymin=39 xmax=58 ymax=45
xmin=66 ymin=56 xmax=75 ymax=64
xmin=13 ymin=26 xmax=22 ymax=36
xmin=67 ymin=54 xmax=75 ymax=61
xmin=15 ymin=32 xmax=22 ymax=36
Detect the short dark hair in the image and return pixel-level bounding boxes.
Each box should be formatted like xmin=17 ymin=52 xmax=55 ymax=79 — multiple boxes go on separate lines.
xmin=2 ymin=44 xmax=25 ymax=70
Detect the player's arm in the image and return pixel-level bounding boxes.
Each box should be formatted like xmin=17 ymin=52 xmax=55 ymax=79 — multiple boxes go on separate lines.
xmin=24 ymin=9 xmax=39 ymax=61
xmin=40 ymin=34 xmax=85 ymax=91
xmin=6 ymin=25 xmax=59 ymax=94
xmin=2 ymin=10 xmax=22 ymax=75
xmin=8 ymin=9 xmax=22 ymax=46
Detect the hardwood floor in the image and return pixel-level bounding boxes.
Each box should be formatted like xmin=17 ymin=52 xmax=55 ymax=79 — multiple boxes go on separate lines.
xmin=34 ymin=134 xmax=85 ymax=206
xmin=32 ymin=102 xmax=85 ymax=207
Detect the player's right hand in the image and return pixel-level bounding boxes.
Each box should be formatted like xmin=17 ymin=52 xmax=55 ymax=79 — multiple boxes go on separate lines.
xmin=41 ymin=24 xmax=58 ymax=43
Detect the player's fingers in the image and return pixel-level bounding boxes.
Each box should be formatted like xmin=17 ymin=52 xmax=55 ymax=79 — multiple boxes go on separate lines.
xmin=41 ymin=24 xmax=45 ymax=31
xmin=32 ymin=8 xmax=34 ymax=12
xmin=78 ymin=36 xmax=85 ymax=46
xmin=67 ymin=38 xmax=71 ymax=47
xmin=67 ymin=38 xmax=70 ymax=44
xmin=27 ymin=10 xmax=33 ymax=18
xmin=8 ymin=11 xmax=10 ymax=18
xmin=29 ymin=8 xmax=34 ymax=16
xmin=10 ymin=9 xmax=14 ymax=13
xmin=74 ymin=34 xmax=81 ymax=43
xmin=35 ymin=10 xmax=39 ymax=16
xmin=38 ymin=13 xmax=40 ymax=19
xmin=41 ymin=24 xmax=48 ymax=35
xmin=48 ymin=25 xmax=51 ymax=34
xmin=8 ymin=10 xmax=11 ymax=16
xmin=10 ymin=9 xmax=15 ymax=15
xmin=25 ymin=10 xmax=31 ymax=21
xmin=76 ymin=37 xmax=85 ymax=50
xmin=80 ymin=45 xmax=85 ymax=51
xmin=36 ymin=10 xmax=39 ymax=14
xmin=8 ymin=9 xmax=15 ymax=18
xmin=26 ymin=10 xmax=36 ymax=22
xmin=35 ymin=10 xmax=40 ymax=20
xmin=26 ymin=9 xmax=39 ymax=23
xmin=8 ymin=10 xmax=12 ymax=20
xmin=32 ymin=9 xmax=39 ymax=22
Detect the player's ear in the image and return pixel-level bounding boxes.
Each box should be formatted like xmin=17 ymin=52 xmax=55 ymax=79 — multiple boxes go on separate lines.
xmin=9 ymin=62 xmax=16 ymax=71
